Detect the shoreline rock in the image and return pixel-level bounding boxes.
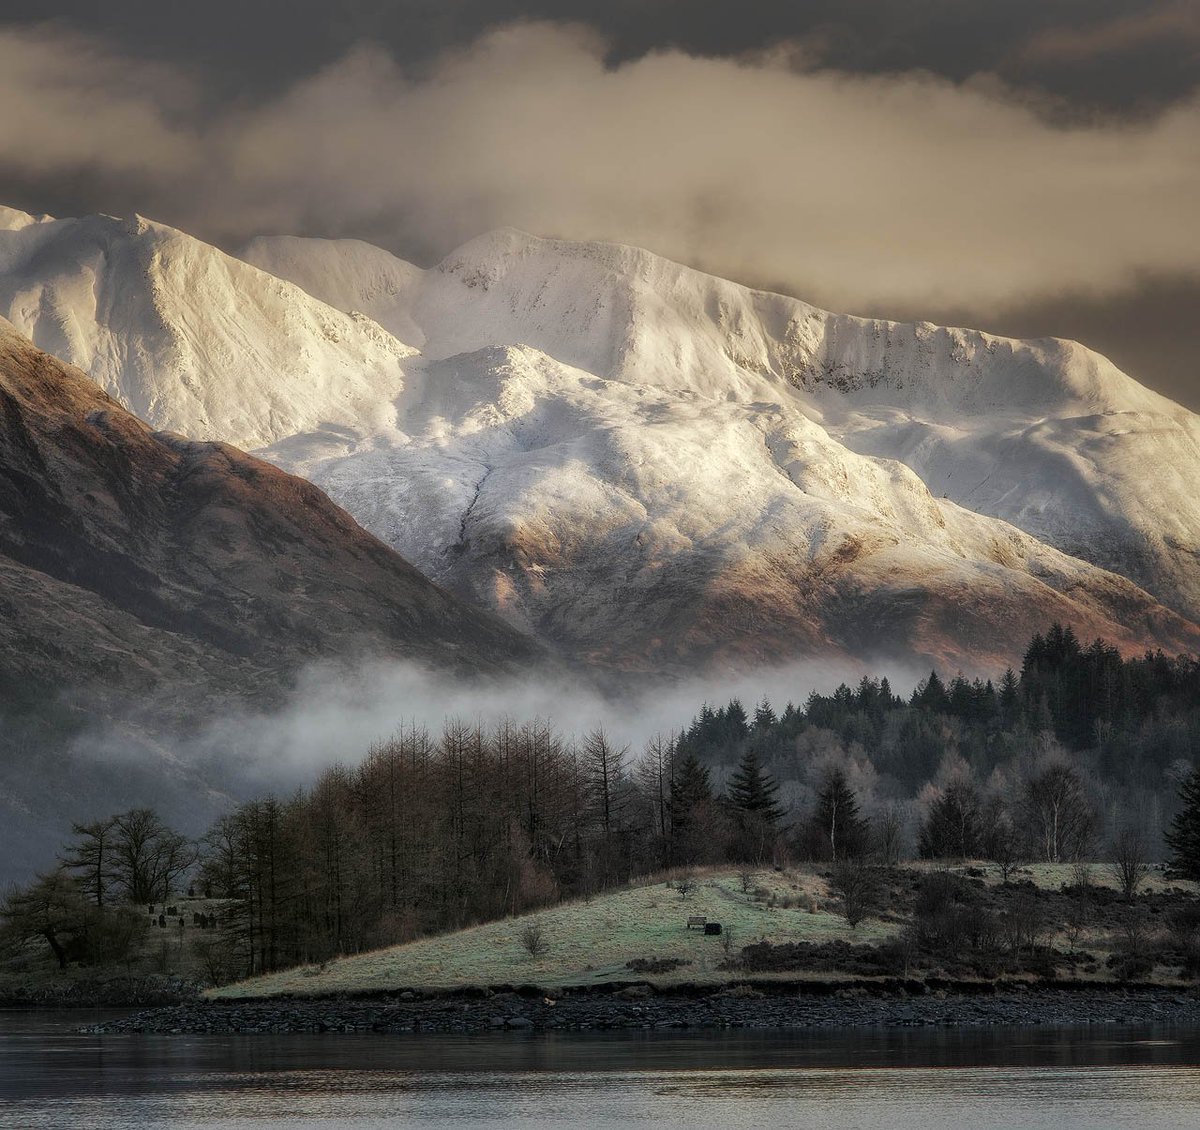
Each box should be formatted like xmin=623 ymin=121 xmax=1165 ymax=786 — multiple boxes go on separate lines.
xmin=86 ymin=985 xmax=1200 ymax=1035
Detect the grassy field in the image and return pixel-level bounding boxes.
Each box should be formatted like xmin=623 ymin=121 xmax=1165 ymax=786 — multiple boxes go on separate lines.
xmin=210 ymin=867 xmax=898 ymax=999
xmin=208 ymin=860 xmax=1200 ymax=1000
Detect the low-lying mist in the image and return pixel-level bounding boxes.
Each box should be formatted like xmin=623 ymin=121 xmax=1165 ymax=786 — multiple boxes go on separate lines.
xmin=1 ymin=654 xmax=931 ymax=887
xmin=135 ymin=655 xmax=927 ymax=791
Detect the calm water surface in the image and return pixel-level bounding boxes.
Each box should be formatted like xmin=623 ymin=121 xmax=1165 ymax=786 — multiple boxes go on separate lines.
xmin=3 ymin=1010 xmax=1200 ymax=1128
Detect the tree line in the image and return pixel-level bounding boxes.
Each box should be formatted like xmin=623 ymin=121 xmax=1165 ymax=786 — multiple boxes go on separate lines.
xmin=5 ymin=624 xmax=1200 ymax=982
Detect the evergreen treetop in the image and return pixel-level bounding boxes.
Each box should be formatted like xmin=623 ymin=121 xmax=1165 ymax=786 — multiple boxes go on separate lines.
xmin=1166 ymin=768 xmax=1200 ymax=880
xmin=727 ymin=748 xmax=786 ymax=824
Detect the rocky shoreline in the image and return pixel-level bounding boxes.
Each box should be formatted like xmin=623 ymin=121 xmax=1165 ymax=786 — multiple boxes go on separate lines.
xmin=88 ymin=985 xmax=1200 ymax=1035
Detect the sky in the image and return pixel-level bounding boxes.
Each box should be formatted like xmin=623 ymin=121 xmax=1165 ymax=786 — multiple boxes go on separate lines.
xmin=1 ymin=2 xmax=1197 ymax=406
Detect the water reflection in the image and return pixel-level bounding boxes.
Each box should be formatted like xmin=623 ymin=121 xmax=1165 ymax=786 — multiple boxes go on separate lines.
xmin=3 ymin=1012 xmax=1200 ymax=1129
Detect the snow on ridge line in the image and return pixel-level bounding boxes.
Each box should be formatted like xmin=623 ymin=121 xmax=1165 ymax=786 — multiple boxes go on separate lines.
xmin=0 ymin=208 xmax=419 ymax=449
xmin=0 ymin=205 xmax=55 ymax=232
xmin=4 ymin=205 xmax=1200 ymax=663
xmin=246 ymin=224 xmax=1184 ymax=424
xmin=240 ymin=233 xmax=426 ymax=348
xmin=239 ymin=219 xmax=1200 ymax=631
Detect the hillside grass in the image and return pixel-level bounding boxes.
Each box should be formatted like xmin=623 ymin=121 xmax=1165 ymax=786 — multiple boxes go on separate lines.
xmin=208 ymin=860 xmax=1200 ymax=1000
xmin=210 ymin=867 xmax=897 ymax=999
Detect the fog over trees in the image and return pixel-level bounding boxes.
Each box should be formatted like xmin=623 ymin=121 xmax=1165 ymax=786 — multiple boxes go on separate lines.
xmin=6 ymin=624 xmax=1200 ymax=981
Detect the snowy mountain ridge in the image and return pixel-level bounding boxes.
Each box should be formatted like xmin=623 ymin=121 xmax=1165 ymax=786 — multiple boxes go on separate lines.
xmin=245 ymin=227 xmax=1200 ymax=629
xmin=0 ymin=209 xmax=414 ymax=449
xmin=4 ymin=207 xmax=1200 ymax=670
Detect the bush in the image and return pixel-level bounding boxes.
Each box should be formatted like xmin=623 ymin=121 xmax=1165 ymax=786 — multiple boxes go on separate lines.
xmin=911 ymin=871 xmax=977 ymax=951
xmin=1109 ymin=953 xmax=1153 ymax=982
xmin=999 ymin=893 xmax=1047 ymax=955
xmin=1165 ymin=901 xmax=1200 ymax=952
xmin=191 ymin=933 xmax=240 ymax=986
xmin=828 ymin=860 xmax=881 ymax=929
xmin=520 ymin=922 xmax=549 ymax=957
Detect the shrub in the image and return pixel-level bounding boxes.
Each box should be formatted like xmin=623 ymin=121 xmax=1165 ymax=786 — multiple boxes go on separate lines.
xmin=828 ymin=860 xmax=881 ymax=929
xmin=911 ymin=871 xmax=977 ymax=951
xmin=1108 ymin=829 xmax=1150 ymax=901
xmin=520 ymin=922 xmax=549 ymax=957
xmin=1062 ymin=895 xmax=1093 ymax=950
xmin=999 ymin=894 xmax=1047 ymax=954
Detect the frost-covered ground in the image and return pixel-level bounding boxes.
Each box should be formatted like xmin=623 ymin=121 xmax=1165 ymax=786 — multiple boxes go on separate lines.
xmin=4 ymin=205 xmax=1199 ymax=670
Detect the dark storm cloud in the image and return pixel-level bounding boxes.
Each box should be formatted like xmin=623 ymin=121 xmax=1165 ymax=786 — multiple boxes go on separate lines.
xmin=0 ymin=8 xmax=1196 ymax=407
xmin=6 ymin=0 xmax=1200 ymax=114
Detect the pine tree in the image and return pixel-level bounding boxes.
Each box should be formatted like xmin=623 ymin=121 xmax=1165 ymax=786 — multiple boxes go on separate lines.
xmin=724 ymin=699 xmax=749 ymax=742
xmin=727 ymin=748 xmax=785 ymax=824
xmin=912 ymin=670 xmax=949 ymax=713
xmin=671 ymin=753 xmax=713 ymax=818
xmin=811 ymin=765 xmax=869 ymax=861
xmin=998 ymin=667 xmax=1020 ymax=719
xmin=1166 ymin=769 xmax=1200 ymax=880
xmin=669 ymin=752 xmax=715 ymax=861
xmin=919 ymin=781 xmax=983 ymax=859
xmin=753 ymin=699 xmax=777 ymax=731
xmin=948 ymin=674 xmax=973 ymax=717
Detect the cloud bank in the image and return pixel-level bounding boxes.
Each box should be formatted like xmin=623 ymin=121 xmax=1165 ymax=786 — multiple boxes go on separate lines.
xmin=3 ymin=21 xmax=1198 ymax=321
xmin=136 ymin=655 xmax=899 ymax=791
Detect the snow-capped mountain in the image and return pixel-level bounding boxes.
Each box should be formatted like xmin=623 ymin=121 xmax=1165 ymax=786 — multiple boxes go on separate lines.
xmin=0 ymin=206 xmax=412 ymax=449
xmin=4 ymin=207 xmax=1199 ymax=671
xmin=246 ymin=228 xmax=1200 ymax=631
xmin=0 ymin=316 xmax=538 ymax=701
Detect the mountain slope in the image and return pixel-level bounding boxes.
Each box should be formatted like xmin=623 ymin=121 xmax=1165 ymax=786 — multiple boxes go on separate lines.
xmin=0 ymin=317 xmax=538 ymax=705
xmin=6 ymin=209 xmax=1200 ymax=671
xmin=244 ymin=229 xmax=1200 ymax=629
xmin=0 ymin=207 xmax=413 ymax=449
xmin=0 ymin=316 xmax=543 ymax=883
xmin=264 ymin=341 xmax=1200 ymax=670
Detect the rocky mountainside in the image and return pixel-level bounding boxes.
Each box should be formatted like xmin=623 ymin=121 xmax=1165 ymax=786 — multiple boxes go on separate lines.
xmin=0 ymin=317 xmax=543 ymax=881
xmin=247 ymin=228 xmax=1200 ymax=631
xmin=0 ymin=318 xmax=538 ymax=707
xmin=4 ymin=207 xmax=1199 ymax=672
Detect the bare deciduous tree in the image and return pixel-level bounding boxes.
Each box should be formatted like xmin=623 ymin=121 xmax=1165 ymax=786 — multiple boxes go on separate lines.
xmin=873 ymin=804 xmax=905 ymax=867
xmin=984 ymin=811 xmax=1026 ymax=883
xmin=828 ymin=859 xmax=880 ymax=929
xmin=107 ymin=809 xmax=196 ymax=905
xmin=1108 ymin=827 xmax=1150 ymax=901
xmin=1022 ymin=762 xmax=1096 ymax=863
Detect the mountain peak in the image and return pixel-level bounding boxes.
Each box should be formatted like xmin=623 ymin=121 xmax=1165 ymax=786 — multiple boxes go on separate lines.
xmin=0 ymin=208 xmax=418 ymax=449
xmin=0 ymin=205 xmax=52 ymax=232
xmin=0 ymin=322 xmax=539 ymax=700
xmin=8 ymin=208 xmax=1200 ymax=669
